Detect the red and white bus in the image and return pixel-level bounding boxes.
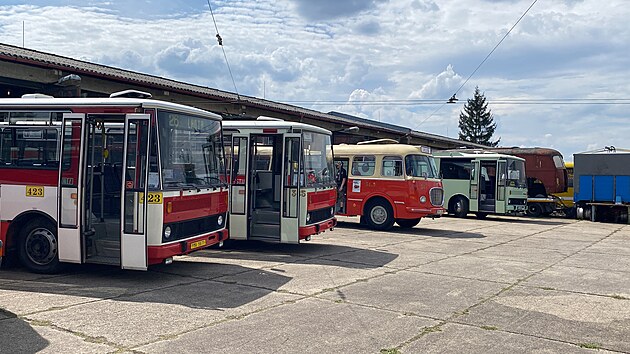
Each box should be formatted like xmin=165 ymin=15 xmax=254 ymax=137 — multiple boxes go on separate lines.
xmin=334 ymin=142 xmax=445 ymax=230
xmin=0 ymin=91 xmax=228 ymax=273
xmin=222 ymin=118 xmax=337 ymax=243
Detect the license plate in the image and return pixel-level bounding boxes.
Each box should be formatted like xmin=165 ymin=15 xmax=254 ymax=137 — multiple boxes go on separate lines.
xmin=190 ymin=239 xmax=207 ymax=250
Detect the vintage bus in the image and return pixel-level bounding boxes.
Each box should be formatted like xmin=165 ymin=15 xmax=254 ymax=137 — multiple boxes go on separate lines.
xmin=434 ymin=150 xmax=528 ymax=218
xmin=0 ymin=91 xmax=228 ymax=273
xmin=487 ymin=147 xmax=568 ymax=216
xmin=222 ymin=118 xmax=337 ymax=243
xmin=333 ymin=142 xmax=444 ymax=230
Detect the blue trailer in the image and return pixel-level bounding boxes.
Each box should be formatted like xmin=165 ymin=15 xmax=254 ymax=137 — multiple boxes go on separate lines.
xmin=574 ymin=147 xmax=630 ymax=223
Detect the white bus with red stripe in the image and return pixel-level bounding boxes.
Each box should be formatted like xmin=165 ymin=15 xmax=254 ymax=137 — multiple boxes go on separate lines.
xmin=222 ymin=118 xmax=337 ymax=243
xmin=334 ymin=142 xmax=445 ymax=230
xmin=0 ymin=92 xmax=228 ymax=273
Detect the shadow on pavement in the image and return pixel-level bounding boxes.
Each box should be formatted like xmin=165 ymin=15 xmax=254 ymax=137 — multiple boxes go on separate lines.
xmin=335 ymin=221 xmax=486 ymax=239
xmin=199 ymin=241 xmax=399 ymax=269
xmin=0 ymin=308 xmax=49 ymax=352
xmin=0 ymin=261 xmax=292 ymax=310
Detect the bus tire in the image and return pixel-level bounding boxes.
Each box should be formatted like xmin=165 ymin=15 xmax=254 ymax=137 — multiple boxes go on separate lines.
xmin=18 ymin=219 xmax=63 ymax=274
xmin=396 ymin=218 xmax=421 ymax=228
xmin=365 ymin=200 xmax=395 ymax=231
xmin=452 ymin=197 xmax=469 ymax=218
xmin=527 ymin=203 xmax=543 ymax=217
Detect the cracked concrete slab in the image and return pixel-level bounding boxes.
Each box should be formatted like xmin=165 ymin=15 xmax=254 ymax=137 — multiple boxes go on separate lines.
xmin=469 ymin=244 xmax=572 ymax=265
xmin=26 ymin=279 xmax=301 ymax=348
xmin=215 ymin=258 xmax=390 ymax=296
xmin=523 ymin=265 xmax=630 ymax=298
xmin=0 ymin=317 xmax=113 ymax=353
xmin=559 ymin=251 xmax=630 ymax=273
xmin=412 ymin=254 xmax=548 ymax=283
xmin=403 ymin=322 xmax=614 ymax=353
xmin=137 ymin=298 xmax=438 ymax=354
xmin=318 ymin=270 xmax=506 ymax=319
xmin=459 ymin=286 xmax=630 ymax=352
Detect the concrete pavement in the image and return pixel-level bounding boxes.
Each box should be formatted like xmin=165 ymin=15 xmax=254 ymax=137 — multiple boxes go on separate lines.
xmin=1 ymin=215 xmax=629 ymax=353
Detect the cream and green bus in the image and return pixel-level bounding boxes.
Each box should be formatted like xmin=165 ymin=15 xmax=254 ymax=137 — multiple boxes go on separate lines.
xmin=434 ymin=150 xmax=528 ymax=218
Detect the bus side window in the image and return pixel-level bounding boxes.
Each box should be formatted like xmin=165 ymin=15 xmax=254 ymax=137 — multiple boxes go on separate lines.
xmin=352 ymin=155 xmax=375 ymax=176
xmin=382 ymin=156 xmax=402 ymax=177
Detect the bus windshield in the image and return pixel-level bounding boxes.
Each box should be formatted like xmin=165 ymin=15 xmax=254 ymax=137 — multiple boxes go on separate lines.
xmin=158 ymin=111 xmax=225 ymax=189
xmin=405 ymin=154 xmax=438 ymax=178
xmin=507 ymin=159 xmax=526 ymax=188
xmin=303 ymin=132 xmax=334 ymax=187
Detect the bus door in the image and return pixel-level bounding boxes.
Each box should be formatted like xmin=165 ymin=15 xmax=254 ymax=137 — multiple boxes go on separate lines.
xmin=478 ymin=160 xmax=497 ymax=213
xmin=281 ymin=133 xmax=301 ymax=243
xmin=469 ymin=160 xmax=480 ymax=212
xmin=333 ymin=158 xmax=350 ymax=214
xmin=58 ymin=114 xmax=87 ymax=263
xmin=120 ymin=114 xmax=150 ymax=270
xmin=229 ymin=134 xmax=249 ymax=240
xmin=496 ymin=160 xmax=507 ymax=213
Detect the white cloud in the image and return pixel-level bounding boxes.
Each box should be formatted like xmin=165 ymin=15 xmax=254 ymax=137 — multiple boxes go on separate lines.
xmin=1 ymin=0 xmax=629 ymax=160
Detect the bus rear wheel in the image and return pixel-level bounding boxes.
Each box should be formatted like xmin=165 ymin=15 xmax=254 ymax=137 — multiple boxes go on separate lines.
xmin=396 ymin=218 xmax=421 ymax=228
xmin=365 ymin=200 xmax=395 ymax=231
xmin=19 ymin=219 xmax=63 ymax=274
xmin=451 ymin=197 xmax=469 ymax=218
xmin=527 ymin=203 xmax=543 ymax=217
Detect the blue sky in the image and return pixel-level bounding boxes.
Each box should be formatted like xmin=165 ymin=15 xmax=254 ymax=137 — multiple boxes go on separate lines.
xmin=1 ymin=0 xmax=629 ymax=161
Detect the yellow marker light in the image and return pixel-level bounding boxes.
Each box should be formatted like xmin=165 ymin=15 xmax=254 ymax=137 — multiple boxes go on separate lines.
xmin=70 ymin=193 xmax=78 ymax=199
xmin=167 ymin=201 xmax=172 ymax=214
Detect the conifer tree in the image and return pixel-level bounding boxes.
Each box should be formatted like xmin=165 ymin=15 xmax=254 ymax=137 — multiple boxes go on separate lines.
xmin=458 ymin=86 xmax=500 ymax=147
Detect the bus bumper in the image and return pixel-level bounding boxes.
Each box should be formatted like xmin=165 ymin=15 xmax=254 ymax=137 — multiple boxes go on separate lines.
xmin=404 ymin=207 xmax=445 ymax=218
xmin=147 ymin=228 xmax=229 ymax=265
xmin=299 ymin=218 xmax=337 ymax=240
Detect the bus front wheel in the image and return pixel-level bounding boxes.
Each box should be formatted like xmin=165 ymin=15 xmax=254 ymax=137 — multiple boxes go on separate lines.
xmin=19 ymin=219 xmax=63 ymax=274
xmin=396 ymin=218 xmax=421 ymax=228
xmin=527 ymin=203 xmax=543 ymax=217
xmin=365 ymin=200 xmax=395 ymax=231
xmin=452 ymin=197 xmax=469 ymax=218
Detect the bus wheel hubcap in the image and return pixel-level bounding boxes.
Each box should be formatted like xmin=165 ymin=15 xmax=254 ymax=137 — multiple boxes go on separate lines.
xmin=371 ymin=206 xmax=387 ymax=224
xmin=25 ymin=228 xmax=57 ymax=266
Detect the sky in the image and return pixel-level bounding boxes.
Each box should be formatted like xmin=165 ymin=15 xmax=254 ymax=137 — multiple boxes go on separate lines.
xmin=1 ymin=0 xmax=629 ymax=161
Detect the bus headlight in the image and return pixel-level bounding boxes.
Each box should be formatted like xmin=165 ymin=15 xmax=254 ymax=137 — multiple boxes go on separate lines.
xmin=420 ymin=196 xmax=427 ymax=203
xmin=330 ymin=207 xmax=334 ymax=216
xmin=164 ymin=226 xmax=172 ymax=239
xmin=306 ymin=213 xmax=311 ymax=222
xmin=217 ymin=215 xmax=224 ymax=226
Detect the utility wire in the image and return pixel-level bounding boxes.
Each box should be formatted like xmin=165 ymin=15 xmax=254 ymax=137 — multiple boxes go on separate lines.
xmin=413 ymin=0 xmax=539 ymax=129
xmin=207 ymin=0 xmax=240 ymax=101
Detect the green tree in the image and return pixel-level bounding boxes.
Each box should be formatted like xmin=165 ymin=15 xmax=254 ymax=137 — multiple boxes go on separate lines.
xmin=458 ymin=86 xmax=500 ymax=147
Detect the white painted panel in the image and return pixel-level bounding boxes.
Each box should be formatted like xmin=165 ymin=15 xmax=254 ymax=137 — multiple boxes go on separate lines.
xmin=121 ymin=233 xmax=147 ymax=270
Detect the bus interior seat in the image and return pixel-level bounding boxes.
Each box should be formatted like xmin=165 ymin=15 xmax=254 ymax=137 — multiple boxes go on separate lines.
xmin=254 ymin=171 xmax=274 ymax=209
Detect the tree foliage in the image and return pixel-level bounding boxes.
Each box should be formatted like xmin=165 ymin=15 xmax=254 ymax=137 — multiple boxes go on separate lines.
xmin=458 ymin=86 xmax=500 ymax=147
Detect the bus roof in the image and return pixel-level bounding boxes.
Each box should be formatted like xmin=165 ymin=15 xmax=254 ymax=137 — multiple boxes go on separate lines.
xmin=333 ymin=144 xmax=431 ymax=156
xmin=222 ymin=119 xmax=331 ymax=135
xmin=434 ymin=150 xmax=525 ymax=161
xmin=0 ymin=97 xmax=222 ymax=120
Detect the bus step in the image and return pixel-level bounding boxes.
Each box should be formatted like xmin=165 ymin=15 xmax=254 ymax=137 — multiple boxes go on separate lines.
xmin=252 ymin=210 xmax=280 ymax=225
xmin=86 ymin=255 xmax=120 ymax=266
xmin=94 ymin=239 xmax=121 ymax=259
xmin=250 ymin=223 xmax=280 ymax=238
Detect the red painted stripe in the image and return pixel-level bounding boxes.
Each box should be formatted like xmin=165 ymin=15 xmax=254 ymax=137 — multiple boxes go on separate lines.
xmin=307 ymin=189 xmax=336 ymax=211
xmin=0 ymin=169 xmax=58 ymax=186
xmin=147 ymin=228 xmax=228 ymax=265
xmin=163 ymin=190 xmax=228 ymax=223
xmin=298 ymin=218 xmax=336 ymax=239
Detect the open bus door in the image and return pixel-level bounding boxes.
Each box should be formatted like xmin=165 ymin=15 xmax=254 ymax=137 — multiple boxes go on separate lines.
xmin=120 ymin=114 xmax=150 ymax=270
xmin=469 ymin=160 xmax=480 ymax=212
xmin=229 ymin=134 xmax=249 ymax=240
xmin=58 ymin=114 xmax=86 ymax=263
xmin=281 ymin=133 xmax=301 ymax=243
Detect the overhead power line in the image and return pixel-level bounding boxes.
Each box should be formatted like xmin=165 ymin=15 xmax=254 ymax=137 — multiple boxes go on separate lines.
xmin=207 ymin=0 xmax=240 ymax=101
xmin=413 ymin=0 xmax=540 ymax=129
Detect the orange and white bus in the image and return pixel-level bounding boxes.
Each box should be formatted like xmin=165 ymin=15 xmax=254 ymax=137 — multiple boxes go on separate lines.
xmin=333 ymin=141 xmax=445 ymax=230
xmin=222 ymin=118 xmax=337 ymax=243
xmin=0 ymin=91 xmax=228 ymax=273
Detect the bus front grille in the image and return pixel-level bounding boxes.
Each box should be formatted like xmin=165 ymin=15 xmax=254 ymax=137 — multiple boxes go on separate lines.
xmin=430 ymin=188 xmax=444 ymax=206
xmin=162 ymin=213 xmax=226 ymax=243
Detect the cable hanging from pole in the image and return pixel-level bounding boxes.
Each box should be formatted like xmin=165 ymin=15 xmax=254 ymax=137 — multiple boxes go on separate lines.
xmin=207 ymin=0 xmax=240 ymax=101
xmin=413 ymin=0 xmax=539 ymax=129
